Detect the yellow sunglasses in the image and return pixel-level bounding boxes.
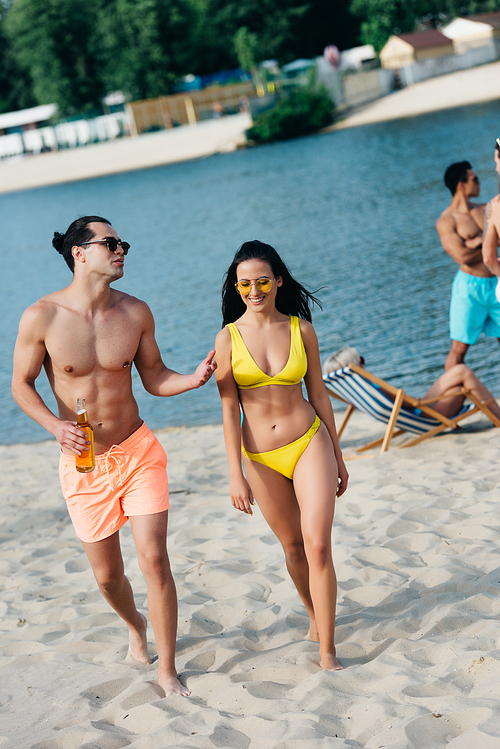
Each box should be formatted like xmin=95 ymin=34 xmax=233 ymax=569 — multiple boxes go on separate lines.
xmin=235 ymin=277 xmax=274 ymax=295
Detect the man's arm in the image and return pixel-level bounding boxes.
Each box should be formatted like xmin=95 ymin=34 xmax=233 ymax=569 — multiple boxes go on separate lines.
xmin=11 ymin=304 xmax=89 ymax=454
xmin=436 ymin=214 xmax=483 ymax=266
xmin=482 ymin=199 xmax=500 ymax=277
xmin=133 ymin=301 xmax=216 ymax=396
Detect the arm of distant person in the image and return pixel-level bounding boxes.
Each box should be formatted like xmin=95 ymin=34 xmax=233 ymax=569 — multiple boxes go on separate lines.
xmin=134 ymin=300 xmax=216 ymax=396
xmin=482 ymin=198 xmax=500 ymax=277
xmin=436 ymin=214 xmax=483 ymax=266
xmin=11 ymin=303 xmax=89 ymax=454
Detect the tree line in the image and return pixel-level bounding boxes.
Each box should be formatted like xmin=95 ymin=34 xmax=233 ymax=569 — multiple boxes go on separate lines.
xmin=352 ymin=0 xmax=500 ymax=55
xmin=0 ymin=0 xmax=498 ymax=117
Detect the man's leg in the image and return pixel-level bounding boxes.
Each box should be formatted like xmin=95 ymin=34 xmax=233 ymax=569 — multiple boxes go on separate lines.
xmin=129 ymin=511 xmax=190 ymax=697
xmin=445 ymin=340 xmax=469 ymax=370
xmin=448 ymin=271 xmax=483 ymax=369
xmin=81 ymin=532 xmax=150 ymax=663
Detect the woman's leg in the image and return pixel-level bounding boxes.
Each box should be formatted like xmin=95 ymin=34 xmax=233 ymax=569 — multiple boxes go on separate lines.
xmin=242 ymin=456 xmax=318 ymax=639
xmin=129 ymin=511 xmax=191 ymax=697
xmin=423 ymin=364 xmax=500 ymax=419
xmin=81 ymin=532 xmax=150 ymax=664
xmin=292 ymin=423 xmax=344 ymax=671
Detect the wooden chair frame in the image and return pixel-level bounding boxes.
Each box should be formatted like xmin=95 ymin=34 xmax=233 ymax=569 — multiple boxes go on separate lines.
xmin=328 ymin=364 xmax=500 ymax=454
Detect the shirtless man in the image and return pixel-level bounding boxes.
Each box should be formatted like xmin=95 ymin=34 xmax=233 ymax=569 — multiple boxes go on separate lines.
xmin=483 ymin=139 xmax=500 ymax=282
xmin=436 ymin=160 xmax=500 ymax=369
xmin=11 ymin=216 xmax=216 ymax=697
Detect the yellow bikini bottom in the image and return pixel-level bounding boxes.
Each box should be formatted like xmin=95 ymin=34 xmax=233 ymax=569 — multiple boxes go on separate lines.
xmin=241 ymin=415 xmax=320 ymax=479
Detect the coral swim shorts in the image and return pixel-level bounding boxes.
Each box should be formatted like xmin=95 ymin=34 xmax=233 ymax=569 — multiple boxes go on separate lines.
xmin=59 ymin=422 xmax=169 ymax=543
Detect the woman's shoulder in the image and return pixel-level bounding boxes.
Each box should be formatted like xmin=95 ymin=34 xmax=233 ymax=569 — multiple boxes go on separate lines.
xmin=297 ymin=317 xmax=315 ymax=335
xmin=215 ymin=326 xmax=232 ymax=345
xmin=296 ymin=318 xmax=318 ymax=349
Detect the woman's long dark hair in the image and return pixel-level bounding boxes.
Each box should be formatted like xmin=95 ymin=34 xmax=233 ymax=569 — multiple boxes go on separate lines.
xmin=221 ymin=240 xmax=322 ymax=326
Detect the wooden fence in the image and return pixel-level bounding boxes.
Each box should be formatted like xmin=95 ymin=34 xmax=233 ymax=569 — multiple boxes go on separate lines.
xmin=128 ymin=82 xmax=256 ymax=134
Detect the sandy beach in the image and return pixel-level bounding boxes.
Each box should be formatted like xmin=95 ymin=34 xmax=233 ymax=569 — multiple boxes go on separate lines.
xmin=1 ymin=408 xmax=500 ymax=748
xmin=1 ymin=61 xmax=500 ymax=196
xmin=332 ymin=60 xmax=500 ymax=131
xmin=0 ymin=113 xmax=252 ymax=195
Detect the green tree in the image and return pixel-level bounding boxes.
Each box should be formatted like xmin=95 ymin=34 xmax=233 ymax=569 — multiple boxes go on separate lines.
xmin=247 ymin=82 xmax=334 ymax=142
xmin=5 ymin=0 xmax=106 ymax=114
xmin=233 ymin=26 xmax=258 ymax=72
xmin=351 ymin=0 xmax=500 ymax=54
xmin=184 ymin=0 xmax=312 ymax=74
xmin=0 ymin=4 xmax=36 ymax=113
xmin=294 ymin=0 xmax=361 ymax=56
xmin=95 ymin=0 xmax=195 ymax=99
xmin=185 ymin=0 xmax=361 ymax=77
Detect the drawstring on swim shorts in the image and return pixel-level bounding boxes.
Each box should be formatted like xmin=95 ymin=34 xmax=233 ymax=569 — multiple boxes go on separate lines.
xmin=104 ymin=445 xmax=125 ymax=490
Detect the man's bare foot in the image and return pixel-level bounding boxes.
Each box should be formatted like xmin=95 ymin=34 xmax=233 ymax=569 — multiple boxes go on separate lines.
xmin=320 ymin=653 xmax=345 ymax=671
xmin=127 ymin=612 xmax=151 ymax=664
xmin=159 ymin=673 xmax=191 ymax=697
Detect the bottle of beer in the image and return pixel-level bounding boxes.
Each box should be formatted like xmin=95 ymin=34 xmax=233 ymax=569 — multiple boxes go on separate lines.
xmin=75 ymin=398 xmax=95 ymax=473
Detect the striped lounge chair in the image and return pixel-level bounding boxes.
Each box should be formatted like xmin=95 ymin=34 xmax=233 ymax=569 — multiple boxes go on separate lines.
xmin=323 ymin=363 xmax=500 ymax=454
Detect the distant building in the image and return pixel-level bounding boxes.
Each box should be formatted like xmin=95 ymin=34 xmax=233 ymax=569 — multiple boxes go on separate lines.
xmin=281 ymin=59 xmax=315 ymax=79
xmin=0 ymin=103 xmax=57 ymax=136
xmin=441 ymin=12 xmax=500 ymax=54
xmin=380 ymin=30 xmax=453 ymax=69
xmin=339 ymin=45 xmax=377 ymax=72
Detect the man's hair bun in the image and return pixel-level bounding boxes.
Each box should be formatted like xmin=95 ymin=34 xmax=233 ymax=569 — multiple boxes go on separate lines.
xmin=52 ymin=231 xmax=65 ymax=253
xmin=53 ymin=216 xmax=111 ymax=272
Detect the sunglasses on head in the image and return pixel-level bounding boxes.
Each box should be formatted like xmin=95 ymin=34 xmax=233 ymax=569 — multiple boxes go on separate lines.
xmin=80 ymin=237 xmax=130 ymax=255
xmin=496 ymin=137 xmax=500 ymax=151
xmin=235 ymin=277 xmax=274 ymax=295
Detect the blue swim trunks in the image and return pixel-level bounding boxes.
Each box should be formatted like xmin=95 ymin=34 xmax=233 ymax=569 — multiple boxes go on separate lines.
xmin=450 ymin=270 xmax=500 ymax=344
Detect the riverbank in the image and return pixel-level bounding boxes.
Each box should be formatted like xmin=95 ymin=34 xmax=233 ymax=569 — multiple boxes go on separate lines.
xmin=0 ymin=113 xmax=251 ymax=195
xmin=331 ymin=59 xmax=500 ymax=131
xmin=1 ymin=61 xmax=500 ymax=195
xmin=1 ymin=412 xmax=499 ymax=748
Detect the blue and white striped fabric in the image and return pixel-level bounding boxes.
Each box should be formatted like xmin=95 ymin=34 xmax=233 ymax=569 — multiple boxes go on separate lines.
xmin=323 ymin=367 xmax=473 ymax=436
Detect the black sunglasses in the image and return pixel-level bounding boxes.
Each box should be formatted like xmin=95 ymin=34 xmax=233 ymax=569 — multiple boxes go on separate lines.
xmin=80 ymin=237 xmax=130 ymax=255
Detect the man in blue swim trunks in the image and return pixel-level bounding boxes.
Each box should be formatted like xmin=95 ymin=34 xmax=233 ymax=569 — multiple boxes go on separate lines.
xmin=436 ymin=160 xmax=500 ymax=369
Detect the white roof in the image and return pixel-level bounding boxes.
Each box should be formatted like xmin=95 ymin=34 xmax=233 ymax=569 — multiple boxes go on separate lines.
xmin=339 ymin=44 xmax=376 ymax=70
xmin=441 ymin=17 xmax=493 ymax=38
xmin=281 ymin=59 xmax=314 ymax=73
xmin=0 ymin=103 xmax=57 ymax=130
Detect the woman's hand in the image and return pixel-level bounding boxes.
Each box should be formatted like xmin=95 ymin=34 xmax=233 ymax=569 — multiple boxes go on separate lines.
xmin=230 ymin=475 xmax=255 ymax=515
xmin=336 ymin=457 xmax=349 ymax=497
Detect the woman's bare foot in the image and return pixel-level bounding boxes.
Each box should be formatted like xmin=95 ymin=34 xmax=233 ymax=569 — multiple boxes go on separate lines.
xmin=127 ymin=612 xmax=151 ymax=664
xmin=320 ymin=653 xmax=345 ymax=671
xmin=308 ymin=617 xmax=319 ymax=642
xmin=159 ymin=673 xmax=191 ymax=697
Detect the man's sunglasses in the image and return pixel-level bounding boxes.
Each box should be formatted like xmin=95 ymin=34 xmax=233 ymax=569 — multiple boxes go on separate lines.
xmin=235 ymin=277 xmax=274 ymax=295
xmin=471 ymin=175 xmax=480 ymax=184
xmin=80 ymin=238 xmax=130 ymax=255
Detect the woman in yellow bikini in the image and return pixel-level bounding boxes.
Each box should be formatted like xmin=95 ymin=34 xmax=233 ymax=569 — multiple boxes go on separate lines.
xmin=214 ymin=240 xmax=348 ymax=671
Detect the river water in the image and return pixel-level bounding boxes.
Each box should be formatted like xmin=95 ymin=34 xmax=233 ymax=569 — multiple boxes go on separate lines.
xmin=2 ymin=99 xmax=500 ymax=445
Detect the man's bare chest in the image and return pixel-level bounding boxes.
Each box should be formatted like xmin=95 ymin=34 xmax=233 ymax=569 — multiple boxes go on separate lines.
xmin=46 ymin=312 xmax=141 ymax=376
xmin=453 ymin=211 xmax=482 ymax=239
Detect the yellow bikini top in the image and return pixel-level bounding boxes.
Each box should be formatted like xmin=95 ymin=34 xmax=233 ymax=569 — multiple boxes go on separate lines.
xmin=227 ymin=315 xmax=307 ymax=390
